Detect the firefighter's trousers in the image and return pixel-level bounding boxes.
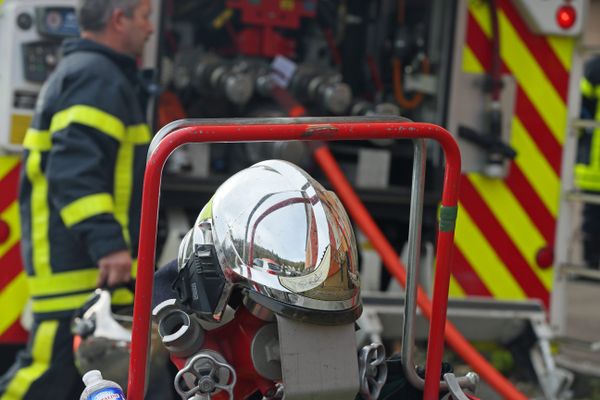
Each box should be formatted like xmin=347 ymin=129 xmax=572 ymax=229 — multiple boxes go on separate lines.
xmin=0 ymin=318 xmax=83 ymax=400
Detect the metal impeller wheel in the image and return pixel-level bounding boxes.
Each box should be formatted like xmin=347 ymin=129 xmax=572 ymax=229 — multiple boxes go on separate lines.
xmin=174 ymin=352 xmax=237 ymax=400
xmin=358 ymin=343 xmax=388 ymax=400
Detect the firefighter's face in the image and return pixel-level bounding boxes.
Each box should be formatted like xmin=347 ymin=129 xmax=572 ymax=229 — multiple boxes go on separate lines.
xmin=122 ymin=0 xmax=154 ymax=58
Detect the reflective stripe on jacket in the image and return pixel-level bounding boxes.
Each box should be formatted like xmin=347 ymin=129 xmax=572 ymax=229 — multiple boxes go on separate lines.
xmin=576 ymin=57 xmax=600 ymax=191
xmin=19 ymin=39 xmax=151 ymax=318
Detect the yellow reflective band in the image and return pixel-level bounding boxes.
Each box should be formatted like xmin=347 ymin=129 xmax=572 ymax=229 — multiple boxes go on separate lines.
xmin=108 ymin=259 xmax=137 ymax=304
xmin=469 ymin=5 xmax=568 ymax=145
xmin=114 ymin=143 xmax=134 ymax=246
xmin=31 ymin=293 xmax=92 ymax=313
xmin=0 ymin=203 xmax=21 ymax=259
xmin=1 ymin=320 xmax=58 ymax=400
xmin=0 ymin=272 xmax=28 ymax=337
xmin=112 ymin=288 xmax=134 ymax=306
xmin=575 ymin=164 xmax=600 ymax=191
xmin=27 ymin=268 xmax=98 ymax=297
xmin=127 ymin=124 xmax=151 ymax=144
xmin=60 ymin=193 xmax=115 ymax=228
xmin=454 ymin=202 xmax=526 ymax=300
xmin=512 ymin=117 xmax=560 ymax=215
xmin=26 ymin=151 xmax=51 ymax=278
xmin=580 ymin=78 xmax=595 ymax=99
xmin=50 ymin=105 xmax=126 ymax=142
xmin=131 ymin=258 xmax=138 ymax=278
xmin=547 ymin=36 xmax=574 ymax=71
xmin=22 ymin=129 xmax=52 ymax=151
xmin=590 ymin=124 xmax=600 ymax=170
xmin=462 ymin=46 xmax=485 ymax=74
xmin=448 ymin=275 xmax=466 ymax=298
xmin=0 ymin=155 xmax=20 ymax=180
xmin=468 ymin=174 xmax=553 ymax=291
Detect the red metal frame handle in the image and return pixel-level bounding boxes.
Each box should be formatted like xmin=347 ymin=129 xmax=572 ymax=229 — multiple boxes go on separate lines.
xmin=127 ymin=117 xmax=461 ymax=400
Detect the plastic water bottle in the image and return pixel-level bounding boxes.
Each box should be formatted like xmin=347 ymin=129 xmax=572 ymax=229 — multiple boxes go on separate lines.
xmin=80 ymin=370 xmax=126 ymax=400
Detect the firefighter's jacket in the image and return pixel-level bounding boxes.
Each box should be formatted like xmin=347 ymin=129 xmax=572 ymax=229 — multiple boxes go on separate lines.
xmin=19 ymin=39 xmax=151 ymax=318
xmin=576 ymin=57 xmax=600 ymax=191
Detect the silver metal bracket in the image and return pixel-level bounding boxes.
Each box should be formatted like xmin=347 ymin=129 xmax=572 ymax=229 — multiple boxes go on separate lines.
xmin=358 ymin=343 xmax=388 ymax=400
xmin=530 ymin=319 xmax=574 ymax=400
xmin=441 ymin=373 xmax=478 ymax=400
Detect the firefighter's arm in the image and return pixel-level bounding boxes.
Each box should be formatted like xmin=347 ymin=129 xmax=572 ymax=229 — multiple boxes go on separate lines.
xmin=46 ymin=73 xmax=132 ymax=282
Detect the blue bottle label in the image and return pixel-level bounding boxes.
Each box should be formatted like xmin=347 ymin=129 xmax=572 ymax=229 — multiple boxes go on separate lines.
xmin=88 ymin=387 xmax=126 ymax=400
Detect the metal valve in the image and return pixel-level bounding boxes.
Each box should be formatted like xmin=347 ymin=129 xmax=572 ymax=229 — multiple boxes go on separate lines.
xmin=358 ymin=343 xmax=388 ymax=400
xmin=174 ymin=351 xmax=237 ymax=400
xmin=440 ymin=372 xmax=480 ymax=400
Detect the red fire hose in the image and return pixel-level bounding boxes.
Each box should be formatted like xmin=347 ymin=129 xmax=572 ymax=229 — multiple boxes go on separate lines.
xmin=312 ymin=146 xmax=527 ymax=400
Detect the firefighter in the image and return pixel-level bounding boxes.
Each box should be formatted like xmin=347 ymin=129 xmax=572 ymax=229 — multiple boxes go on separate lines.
xmin=0 ymin=0 xmax=154 ymax=398
xmin=577 ymin=56 xmax=600 ymax=269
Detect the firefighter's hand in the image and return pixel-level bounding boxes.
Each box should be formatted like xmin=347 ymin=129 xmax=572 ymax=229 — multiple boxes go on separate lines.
xmin=97 ymin=250 xmax=132 ymax=288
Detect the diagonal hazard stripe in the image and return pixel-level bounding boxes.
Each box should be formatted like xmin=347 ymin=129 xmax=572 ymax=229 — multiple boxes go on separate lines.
xmin=0 ymin=203 xmax=21 ymax=260
xmin=454 ymin=201 xmax=526 ymax=300
xmin=469 ymin=0 xmax=569 ymax=100
xmin=547 ymin=36 xmax=574 ymax=71
xmin=466 ymin=13 xmax=492 ymax=72
xmin=499 ymin=0 xmax=570 ymax=98
xmin=505 ymin=166 xmax=556 ymax=243
xmin=0 ymin=319 xmax=28 ymax=343
xmin=496 ymin=14 xmax=567 ymax=145
xmin=0 ymin=161 xmax=21 ymax=213
xmin=462 ymin=50 xmax=558 ymax=238
xmin=466 ymin=14 xmax=565 ymax=171
xmin=460 ymin=176 xmax=549 ymax=305
xmin=511 ymin=117 xmax=560 ymax=216
xmin=468 ymin=6 xmax=568 ymax=144
xmin=469 ymin=174 xmax=554 ymax=290
xmin=0 ymin=156 xmax=20 ymax=180
xmin=451 ymin=245 xmax=492 ymax=297
xmin=0 ymin=245 xmax=23 ymax=290
xmin=0 ymin=272 xmax=28 ymax=337
xmin=514 ymin=86 xmax=562 ymax=175
xmin=462 ymin=44 xmax=562 ymax=177
xmin=463 ymin=46 xmax=485 ymax=74
xmin=448 ymin=274 xmax=467 ymax=298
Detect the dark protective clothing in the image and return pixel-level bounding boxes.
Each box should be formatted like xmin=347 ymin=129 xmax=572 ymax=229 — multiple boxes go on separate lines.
xmin=1 ymin=38 xmax=152 ymax=400
xmin=17 ymin=38 xmax=151 ymax=319
xmin=577 ymin=57 xmax=600 ymax=268
xmin=0 ymin=319 xmax=84 ymax=400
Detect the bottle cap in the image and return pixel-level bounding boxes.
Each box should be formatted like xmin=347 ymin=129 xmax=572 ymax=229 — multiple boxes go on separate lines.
xmin=82 ymin=370 xmax=103 ymax=386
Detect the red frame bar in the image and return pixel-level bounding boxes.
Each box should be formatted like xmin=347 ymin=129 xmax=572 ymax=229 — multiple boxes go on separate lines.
xmin=127 ymin=118 xmax=461 ymax=400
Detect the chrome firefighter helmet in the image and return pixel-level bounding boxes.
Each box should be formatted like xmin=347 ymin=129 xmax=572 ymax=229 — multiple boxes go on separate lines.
xmin=174 ymin=160 xmax=361 ymax=325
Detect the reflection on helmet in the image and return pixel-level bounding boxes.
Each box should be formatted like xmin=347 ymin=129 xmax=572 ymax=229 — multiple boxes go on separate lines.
xmin=177 ymin=160 xmax=361 ymax=325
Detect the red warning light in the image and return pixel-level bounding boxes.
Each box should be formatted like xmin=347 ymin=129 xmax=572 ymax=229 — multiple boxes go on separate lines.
xmin=556 ymin=5 xmax=576 ymax=29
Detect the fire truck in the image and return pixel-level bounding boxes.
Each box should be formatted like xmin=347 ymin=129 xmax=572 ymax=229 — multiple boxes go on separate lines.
xmin=0 ymin=0 xmax=594 ymax=398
